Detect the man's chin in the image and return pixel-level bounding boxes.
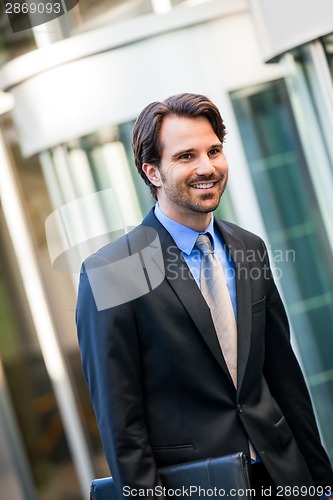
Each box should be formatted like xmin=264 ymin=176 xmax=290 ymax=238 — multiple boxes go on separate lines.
xmin=191 ymin=199 xmax=221 ymax=214
xmin=197 ymin=193 xmax=223 ymax=212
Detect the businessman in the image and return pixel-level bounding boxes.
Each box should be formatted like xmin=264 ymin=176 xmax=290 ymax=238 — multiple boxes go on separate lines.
xmin=76 ymin=93 xmax=333 ymax=498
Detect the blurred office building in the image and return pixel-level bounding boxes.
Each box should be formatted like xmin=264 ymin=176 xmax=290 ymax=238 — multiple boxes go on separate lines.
xmin=0 ymin=0 xmax=333 ymax=498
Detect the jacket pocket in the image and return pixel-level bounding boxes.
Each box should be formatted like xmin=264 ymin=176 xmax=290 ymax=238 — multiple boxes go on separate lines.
xmin=252 ymin=296 xmax=266 ymax=314
xmin=152 ymin=444 xmax=194 ymax=467
xmin=274 ymin=415 xmax=293 ymax=447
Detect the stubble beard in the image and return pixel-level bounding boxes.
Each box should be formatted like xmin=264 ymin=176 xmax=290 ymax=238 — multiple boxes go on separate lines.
xmin=160 ymin=174 xmax=228 ymax=215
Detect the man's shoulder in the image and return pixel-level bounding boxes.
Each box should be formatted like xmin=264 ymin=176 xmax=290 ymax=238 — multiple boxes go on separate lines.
xmin=84 ymin=225 xmax=142 ymax=266
xmin=84 ymin=209 xmax=163 ymax=267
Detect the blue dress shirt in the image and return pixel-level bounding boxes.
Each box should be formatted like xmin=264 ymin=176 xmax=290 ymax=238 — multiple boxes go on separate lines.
xmin=154 ymin=204 xmax=237 ymax=319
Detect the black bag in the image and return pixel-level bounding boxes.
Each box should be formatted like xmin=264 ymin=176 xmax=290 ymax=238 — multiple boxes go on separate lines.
xmin=90 ymin=452 xmax=252 ymax=499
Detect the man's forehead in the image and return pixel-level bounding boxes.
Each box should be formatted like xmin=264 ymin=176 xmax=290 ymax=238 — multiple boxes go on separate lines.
xmin=160 ymin=115 xmax=220 ymax=148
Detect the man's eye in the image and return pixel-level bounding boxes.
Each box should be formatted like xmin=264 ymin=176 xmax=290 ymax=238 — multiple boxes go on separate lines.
xmin=179 ymin=153 xmax=192 ymax=160
xmin=209 ymin=149 xmax=220 ymax=156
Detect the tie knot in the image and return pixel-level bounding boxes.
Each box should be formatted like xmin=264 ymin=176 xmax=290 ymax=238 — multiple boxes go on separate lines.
xmin=196 ymin=234 xmax=214 ymax=255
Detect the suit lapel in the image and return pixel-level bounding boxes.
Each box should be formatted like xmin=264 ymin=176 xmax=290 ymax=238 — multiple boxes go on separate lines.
xmin=215 ymin=220 xmax=253 ymax=390
xmin=164 ymin=241 xmax=232 ymax=377
xmin=142 ymin=210 xmax=254 ymax=389
xmin=142 ymin=210 xmax=232 ymax=377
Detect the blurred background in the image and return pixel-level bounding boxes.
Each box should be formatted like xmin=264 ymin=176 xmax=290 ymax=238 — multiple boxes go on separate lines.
xmin=0 ymin=0 xmax=333 ymax=498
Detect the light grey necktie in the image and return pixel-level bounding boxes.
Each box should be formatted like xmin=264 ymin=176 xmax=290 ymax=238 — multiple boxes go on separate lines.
xmin=196 ymin=234 xmax=238 ymax=387
xmin=196 ymin=234 xmax=257 ymax=459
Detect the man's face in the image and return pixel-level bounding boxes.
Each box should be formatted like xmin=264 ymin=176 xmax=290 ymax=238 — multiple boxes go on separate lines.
xmin=144 ymin=115 xmax=229 ymax=229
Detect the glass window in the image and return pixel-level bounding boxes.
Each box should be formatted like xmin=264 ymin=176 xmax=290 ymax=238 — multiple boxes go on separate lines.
xmin=43 ymin=122 xmax=153 ymax=230
xmin=323 ymin=33 xmax=333 ymax=81
xmin=231 ymin=79 xmax=333 ymax=459
xmin=118 ymin=121 xmax=156 ymax=216
xmin=290 ymin=42 xmax=333 ymax=172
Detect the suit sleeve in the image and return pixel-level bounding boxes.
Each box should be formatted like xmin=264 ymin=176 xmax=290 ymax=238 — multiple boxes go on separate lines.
xmin=261 ymin=241 xmax=333 ymax=488
xmin=76 ymin=254 xmax=165 ymax=499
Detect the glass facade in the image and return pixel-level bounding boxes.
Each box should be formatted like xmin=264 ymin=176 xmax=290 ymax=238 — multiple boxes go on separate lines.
xmin=231 ymin=79 xmax=333 ymax=458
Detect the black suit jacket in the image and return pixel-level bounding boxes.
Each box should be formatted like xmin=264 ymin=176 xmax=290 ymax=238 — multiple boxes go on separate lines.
xmin=76 ymin=209 xmax=333 ymax=498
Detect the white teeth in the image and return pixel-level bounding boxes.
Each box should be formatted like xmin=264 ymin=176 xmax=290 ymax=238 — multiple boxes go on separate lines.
xmin=193 ymin=183 xmax=214 ymax=189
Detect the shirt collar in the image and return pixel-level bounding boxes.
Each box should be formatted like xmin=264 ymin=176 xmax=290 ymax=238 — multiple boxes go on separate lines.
xmin=154 ymin=203 xmax=216 ymax=255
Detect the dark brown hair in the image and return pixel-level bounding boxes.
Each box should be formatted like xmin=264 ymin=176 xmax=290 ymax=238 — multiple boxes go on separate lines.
xmin=131 ymin=93 xmax=227 ymax=199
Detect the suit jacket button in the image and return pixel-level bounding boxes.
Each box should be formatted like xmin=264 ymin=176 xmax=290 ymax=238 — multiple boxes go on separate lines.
xmin=237 ymin=404 xmax=243 ymax=414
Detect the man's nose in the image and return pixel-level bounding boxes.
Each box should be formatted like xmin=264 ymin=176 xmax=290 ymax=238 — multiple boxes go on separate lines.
xmin=196 ymin=156 xmax=215 ymax=176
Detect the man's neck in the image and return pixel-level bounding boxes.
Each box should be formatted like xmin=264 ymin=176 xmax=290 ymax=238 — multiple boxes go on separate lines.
xmin=156 ymin=203 xmax=212 ymax=233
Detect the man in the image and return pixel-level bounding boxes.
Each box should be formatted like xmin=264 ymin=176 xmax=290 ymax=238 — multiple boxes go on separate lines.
xmin=76 ymin=93 xmax=333 ymax=499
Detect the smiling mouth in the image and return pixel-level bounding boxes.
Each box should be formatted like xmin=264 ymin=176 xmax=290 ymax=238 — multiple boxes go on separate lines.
xmin=192 ymin=182 xmax=215 ymax=189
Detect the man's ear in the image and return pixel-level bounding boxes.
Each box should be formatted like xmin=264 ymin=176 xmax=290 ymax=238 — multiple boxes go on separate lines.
xmin=142 ymin=163 xmax=162 ymax=187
